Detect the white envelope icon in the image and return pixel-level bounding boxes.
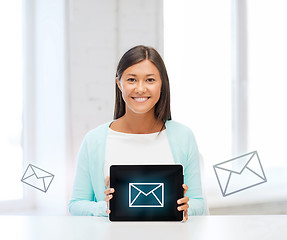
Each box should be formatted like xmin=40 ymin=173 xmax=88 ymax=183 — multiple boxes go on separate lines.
xmin=129 ymin=183 xmax=164 ymax=207
xmin=213 ymin=151 xmax=267 ymax=197
xmin=21 ymin=164 xmax=54 ymax=193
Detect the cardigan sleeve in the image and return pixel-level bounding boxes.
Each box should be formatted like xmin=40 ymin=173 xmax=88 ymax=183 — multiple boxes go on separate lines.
xmin=184 ymin=130 xmax=206 ymax=216
xmin=166 ymin=120 xmax=206 ymax=216
xmin=68 ymin=135 xmax=108 ymax=216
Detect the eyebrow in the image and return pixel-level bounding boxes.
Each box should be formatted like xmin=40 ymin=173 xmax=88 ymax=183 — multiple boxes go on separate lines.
xmin=126 ymin=73 xmax=156 ymax=77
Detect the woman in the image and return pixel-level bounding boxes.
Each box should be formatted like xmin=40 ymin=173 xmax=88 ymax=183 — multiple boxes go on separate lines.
xmin=69 ymin=45 xmax=206 ymax=221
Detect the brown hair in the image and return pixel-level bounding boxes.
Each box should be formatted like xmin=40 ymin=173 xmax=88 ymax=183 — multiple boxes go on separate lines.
xmin=113 ymin=45 xmax=171 ymax=130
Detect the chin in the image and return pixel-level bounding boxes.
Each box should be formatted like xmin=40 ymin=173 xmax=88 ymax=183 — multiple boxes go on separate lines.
xmin=128 ymin=106 xmax=155 ymax=115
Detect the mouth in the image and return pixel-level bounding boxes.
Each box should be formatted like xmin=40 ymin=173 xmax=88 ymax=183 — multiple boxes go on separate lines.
xmin=131 ymin=97 xmax=150 ymax=103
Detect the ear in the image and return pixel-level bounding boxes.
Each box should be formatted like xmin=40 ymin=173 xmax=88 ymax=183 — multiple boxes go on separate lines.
xmin=116 ymin=77 xmax=122 ymax=91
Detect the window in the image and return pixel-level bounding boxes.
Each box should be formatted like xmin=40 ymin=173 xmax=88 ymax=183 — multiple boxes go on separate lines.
xmin=164 ymin=0 xmax=232 ymax=175
xmin=248 ymin=0 xmax=287 ymax=168
xmin=164 ymin=0 xmax=287 ymax=206
xmin=0 ymin=1 xmax=23 ymax=201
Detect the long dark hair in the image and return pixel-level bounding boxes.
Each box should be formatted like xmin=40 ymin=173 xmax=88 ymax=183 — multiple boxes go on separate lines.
xmin=113 ymin=45 xmax=171 ymax=129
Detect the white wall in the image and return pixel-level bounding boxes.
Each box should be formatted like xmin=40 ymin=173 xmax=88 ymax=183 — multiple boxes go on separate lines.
xmin=21 ymin=0 xmax=163 ymax=215
xmin=68 ymin=0 xmax=163 ymax=193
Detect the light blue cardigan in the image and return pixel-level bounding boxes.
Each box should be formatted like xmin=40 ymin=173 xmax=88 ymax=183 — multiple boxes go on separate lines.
xmin=69 ymin=120 xmax=205 ymax=216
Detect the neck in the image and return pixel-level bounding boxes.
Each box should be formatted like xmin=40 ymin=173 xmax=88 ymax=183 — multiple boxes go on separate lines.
xmin=121 ymin=109 xmax=164 ymax=134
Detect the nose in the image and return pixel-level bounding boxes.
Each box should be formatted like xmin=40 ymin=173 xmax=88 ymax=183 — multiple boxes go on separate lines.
xmin=135 ymin=80 xmax=146 ymax=94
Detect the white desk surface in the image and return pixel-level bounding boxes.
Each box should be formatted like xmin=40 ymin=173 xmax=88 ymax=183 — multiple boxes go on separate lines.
xmin=0 ymin=215 xmax=286 ymax=240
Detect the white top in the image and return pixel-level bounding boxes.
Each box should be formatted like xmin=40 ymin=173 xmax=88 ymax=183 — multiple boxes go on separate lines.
xmin=104 ymin=128 xmax=175 ymax=178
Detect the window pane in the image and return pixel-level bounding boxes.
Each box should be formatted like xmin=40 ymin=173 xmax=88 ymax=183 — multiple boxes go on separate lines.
xmin=0 ymin=1 xmax=23 ymax=200
xmin=164 ymin=0 xmax=232 ymax=167
xmin=248 ymin=0 xmax=287 ymax=167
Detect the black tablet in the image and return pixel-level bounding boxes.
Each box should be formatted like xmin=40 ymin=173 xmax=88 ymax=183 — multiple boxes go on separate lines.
xmin=109 ymin=164 xmax=184 ymax=221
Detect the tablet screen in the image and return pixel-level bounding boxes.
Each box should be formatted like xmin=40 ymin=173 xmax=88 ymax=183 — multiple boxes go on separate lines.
xmin=109 ymin=164 xmax=183 ymax=221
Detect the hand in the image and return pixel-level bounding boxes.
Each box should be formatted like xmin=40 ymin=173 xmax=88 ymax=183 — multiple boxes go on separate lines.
xmin=104 ymin=176 xmax=115 ymax=214
xmin=177 ymin=184 xmax=189 ymax=222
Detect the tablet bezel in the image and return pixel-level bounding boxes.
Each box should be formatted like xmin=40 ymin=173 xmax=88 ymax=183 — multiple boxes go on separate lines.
xmin=109 ymin=164 xmax=184 ymax=221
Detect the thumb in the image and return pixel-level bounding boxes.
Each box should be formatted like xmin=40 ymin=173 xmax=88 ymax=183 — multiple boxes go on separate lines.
xmin=183 ymin=184 xmax=188 ymax=195
xmin=105 ymin=176 xmax=110 ymax=188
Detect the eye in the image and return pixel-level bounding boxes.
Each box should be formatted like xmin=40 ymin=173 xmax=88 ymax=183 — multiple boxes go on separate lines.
xmin=127 ymin=78 xmax=136 ymax=82
xmin=146 ymin=78 xmax=155 ymax=82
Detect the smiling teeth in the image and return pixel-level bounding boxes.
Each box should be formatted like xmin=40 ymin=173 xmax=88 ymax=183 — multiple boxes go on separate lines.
xmin=133 ymin=97 xmax=148 ymax=102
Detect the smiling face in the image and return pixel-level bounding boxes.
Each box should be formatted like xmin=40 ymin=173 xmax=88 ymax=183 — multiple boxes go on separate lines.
xmin=116 ymin=60 xmax=162 ymax=116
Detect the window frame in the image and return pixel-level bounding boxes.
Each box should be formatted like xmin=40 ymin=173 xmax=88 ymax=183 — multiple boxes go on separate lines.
xmin=231 ymin=0 xmax=248 ymax=156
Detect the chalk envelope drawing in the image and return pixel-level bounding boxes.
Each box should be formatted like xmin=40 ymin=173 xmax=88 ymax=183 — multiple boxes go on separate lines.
xmin=21 ymin=164 xmax=54 ymax=193
xmin=129 ymin=183 xmax=164 ymax=207
xmin=213 ymin=151 xmax=267 ymax=197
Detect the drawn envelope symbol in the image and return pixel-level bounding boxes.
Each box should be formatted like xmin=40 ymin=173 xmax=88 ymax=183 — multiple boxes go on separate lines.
xmin=213 ymin=151 xmax=267 ymax=197
xmin=129 ymin=183 xmax=164 ymax=207
xmin=21 ymin=164 xmax=55 ymax=193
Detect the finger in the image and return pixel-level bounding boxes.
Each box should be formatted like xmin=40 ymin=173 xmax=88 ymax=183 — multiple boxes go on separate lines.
xmin=177 ymin=196 xmax=189 ymax=205
xmin=180 ymin=208 xmax=189 ymax=222
xmin=182 ymin=184 xmax=188 ymax=195
xmin=104 ymin=194 xmax=113 ymax=202
xmin=106 ymin=209 xmax=111 ymax=214
xmin=184 ymin=209 xmax=188 ymax=221
xmin=182 ymin=214 xmax=188 ymax=222
xmin=104 ymin=188 xmax=115 ymax=196
xmin=105 ymin=176 xmax=110 ymax=188
xmin=177 ymin=204 xmax=189 ymax=212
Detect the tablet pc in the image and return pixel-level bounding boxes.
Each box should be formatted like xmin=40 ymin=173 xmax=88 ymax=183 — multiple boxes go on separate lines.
xmin=109 ymin=164 xmax=183 ymax=221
